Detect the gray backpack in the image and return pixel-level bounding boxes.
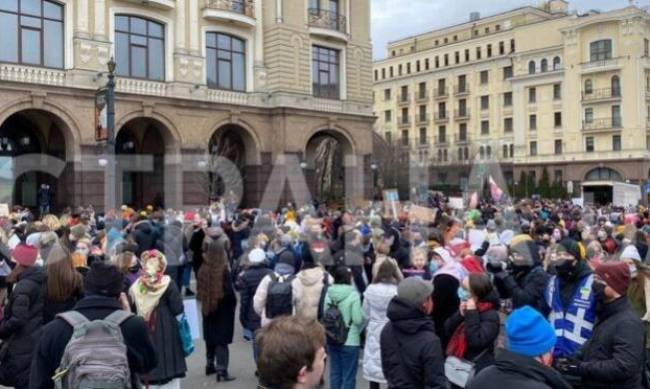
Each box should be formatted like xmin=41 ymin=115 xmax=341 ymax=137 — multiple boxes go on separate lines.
xmin=52 ymin=310 xmax=133 ymax=389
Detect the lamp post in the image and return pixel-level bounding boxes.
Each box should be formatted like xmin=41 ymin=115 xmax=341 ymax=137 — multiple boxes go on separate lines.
xmin=106 ymin=57 xmax=117 ymax=211
xmin=370 ymin=161 xmax=378 ymax=200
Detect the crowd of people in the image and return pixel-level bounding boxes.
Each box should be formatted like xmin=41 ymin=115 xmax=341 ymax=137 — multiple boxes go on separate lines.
xmin=0 ymin=197 xmax=646 ymax=388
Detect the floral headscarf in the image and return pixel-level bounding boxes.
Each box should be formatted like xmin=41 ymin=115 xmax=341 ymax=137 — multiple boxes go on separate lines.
xmin=129 ymin=249 xmax=171 ymax=322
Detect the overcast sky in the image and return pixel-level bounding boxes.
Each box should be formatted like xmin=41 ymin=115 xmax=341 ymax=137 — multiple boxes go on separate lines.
xmin=372 ymin=0 xmax=650 ymax=60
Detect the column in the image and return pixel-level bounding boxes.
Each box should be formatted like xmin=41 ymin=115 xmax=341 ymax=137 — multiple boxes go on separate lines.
xmin=189 ymin=0 xmax=200 ymax=54
xmin=175 ymin=0 xmax=187 ymax=51
xmin=76 ymin=0 xmax=89 ymax=37
xmin=94 ymin=0 xmax=106 ymax=40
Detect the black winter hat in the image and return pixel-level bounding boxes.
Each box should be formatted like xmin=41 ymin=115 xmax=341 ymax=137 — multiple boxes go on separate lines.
xmin=510 ymin=240 xmax=541 ymax=266
xmin=557 ymin=238 xmax=583 ymax=261
xmin=84 ymin=261 xmax=124 ymax=298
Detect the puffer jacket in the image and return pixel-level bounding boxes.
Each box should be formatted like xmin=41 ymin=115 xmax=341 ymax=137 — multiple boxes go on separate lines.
xmin=236 ymin=264 xmax=273 ymax=331
xmin=362 ymin=282 xmax=398 ymax=384
xmin=323 ymin=284 xmax=365 ymax=346
xmin=292 ymin=267 xmax=333 ymax=320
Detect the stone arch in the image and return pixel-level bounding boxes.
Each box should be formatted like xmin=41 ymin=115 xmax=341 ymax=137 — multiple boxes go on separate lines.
xmin=0 ymin=98 xmax=82 ymax=160
xmin=585 ymin=166 xmax=623 ymax=182
xmin=205 ymin=118 xmax=262 ymax=165
xmin=303 ymin=124 xmax=357 ymax=159
xmin=115 ymin=110 xmax=181 ymax=153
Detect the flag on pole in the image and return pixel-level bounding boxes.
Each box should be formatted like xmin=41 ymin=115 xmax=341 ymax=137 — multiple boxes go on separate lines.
xmin=489 ymin=175 xmax=504 ymax=202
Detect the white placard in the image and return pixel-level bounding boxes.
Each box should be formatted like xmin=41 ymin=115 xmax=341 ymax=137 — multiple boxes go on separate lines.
xmin=0 ymin=204 xmax=9 ymax=217
xmin=448 ymin=197 xmax=464 ymax=209
xmin=183 ymin=299 xmax=201 ymax=340
xmin=571 ymin=197 xmax=584 ymax=208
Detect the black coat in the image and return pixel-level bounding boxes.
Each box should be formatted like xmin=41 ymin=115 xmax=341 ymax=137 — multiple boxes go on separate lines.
xmin=189 ymin=228 xmax=206 ymax=274
xmin=432 ymin=274 xmax=460 ymax=349
xmin=576 ymin=297 xmax=645 ymax=389
xmin=29 ymin=296 xmax=157 ymax=389
xmin=444 ymin=290 xmax=500 ymax=373
xmin=42 ymin=286 xmax=84 ymax=325
xmin=203 ymin=271 xmax=237 ymax=346
xmin=0 ymin=267 xmax=45 ymax=388
xmin=494 ymin=265 xmax=549 ymax=316
xmin=133 ymin=282 xmax=187 ymax=385
xmin=133 ymin=220 xmax=158 ymax=258
xmin=468 ymin=349 xmax=571 ymax=389
xmin=236 ymin=264 xmax=272 ymax=331
xmin=380 ymin=297 xmax=449 ymax=389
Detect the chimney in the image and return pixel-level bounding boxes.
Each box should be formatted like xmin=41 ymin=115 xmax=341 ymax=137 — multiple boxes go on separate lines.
xmin=470 ymin=12 xmax=480 ymax=22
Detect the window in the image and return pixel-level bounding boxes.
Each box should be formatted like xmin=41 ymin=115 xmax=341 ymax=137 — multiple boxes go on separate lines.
xmin=509 ymin=144 xmax=514 ymax=157
xmin=206 ymin=32 xmax=246 ymax=91
xmin=453 ymin=35 xmax=458 ymax=41
xmin=398 ymin=64 xmax=402 ymax=75
xmin=487 ymin=44 xmax=492 ymax=58
xmin=529 ymin=87 xmax=536 ymax=103
xmin=419 ymin=128 xmax=427 ymax=144
xmin=586 ymin=136 xmax=594 ymax=152
xmin=401 ymin=130 xmax=409 ymax=146
xmin=502 ymin=144 xmax=508 ymax=158
xmin=444 ymin=54 xmax=449 ymax=66
xmin=465 ymin=49 xmax=470 ymax=62
xmin=401 ymin=85 xmax=408 ymax=101
xmin=529 ymin=114 xmax=537 ymax=130
xmin=416 ymin=60 xmax=420 ymax=72
xmin=374 ymin=70 xmax=378 ymax=81
xmin=611 ymin=75 xmax=620 ymax=97
xmin=474 ymin=29 xmax=479 ymax=37
xmin=458 ymin=148 xmax=464 ymax=160
xmin=480 ymin=70 xmax=488 ymax=84
xmin=438 ymin=102 xmax=446 ymax=118
xmin=479 ymin=146 xmax=485 ymax=159
xmin=481 ymin=120 xmax=489 ymax=135
xmin=391 ymin=50 xmax=396 ymax=57
xmin=407 ymin=62 xmax=411 ymax=74
xmin=528 ymin=60 xmax=536 ymax=74
xmin=503 ymin=66 xmax=513 ymax=80
xmin=425 ymin=58 xmax=429 ymax=70
xmin=554 ymin=112 xmax=562 ymax=128
xmin=499 ymin=41 xmax=505 ymax=55
xmin=476 ymin=47 xmax=482 ymax=60
xmin=435 ymin=56 xmax=439 ymax=68
xmin=504 ymin=117 xmax=513 ymax=132
xmin=510 ymin=39 xmax=515 ymax=53
xmin=438 ymin=126 xmax=446 ymax=143
xmin=455 ymin=51 xmax=459 ymax=64
xmin=553 ymin=56 xmax=561 ymax=70
xmin=612 ymin=105 xmax=621 ymax=127
xmin=381 ymin=68 xmax=385 ymax=79
xmin=389 ymin=66 xmax=393 ymax=77
xmin=459 ymin=123 xmax=467 ymax=141
xmin=385 ymin=132 xmax=392 ymax=144
xmin=384 ymin=88 xmax=391 ymax=100
xmin=645 ymin=38 xmax=649 ymax=57
xmin=401 ymin=107 xmax=408 ymax=123
xmin=444 ymin=37 xmax=448 ymax=44
xmin=590 ymin=39 xmax=612 ymax=62
xmin=496 ymin=24 xmax=501 ymax=31
xmin=481 ymin=95 xmax=489 ymax=110
xmin=115 ymin=15 xmax=165 ymax=80
xmin=553 ymin=83 xmax=561 ymax=100
xmin=613 ymin=135 xmax=621 ymax=151
xmin=585 ymin=108 xmax=593 ymax=123
xmin=554 ymin=170 xmax=563 ymax=183
xmin=384 ymin=110 xmax=392 ymax=122
xmin=503 ymin=92 xmax=512 ymax=107
xmin=0 ymin=0 xmax=64 ymax=68
xmin=458 ymin=75 xmax=466 ymax=92
xmin=434 ymin=40 xmax=439 ymax=46
xmin=485 ymin=27 xmax=490 ymax=34
xmin=486 ymin=145 xmax=492 ymax=158
xmin=312 ymin=45 xmax=340 ymax=99
xmin=541 ymin=58 xmax=548 ymax=72
xmin=585 ymin=79 xmax=593 ymax=94
xmin=417 ymin=82 xmax=426 ymax=99
xmin=554 ymin=139 xmax=562 ymax=155
xmin=530 ymin=141 xmax=537 ymax=156
xmin=437 ymin=78 xmax=446 ymax=94
xmin=458 ymin=99 xmax=467 ymax=115
xmin=418 ymin=105 xmax=427 ymax=122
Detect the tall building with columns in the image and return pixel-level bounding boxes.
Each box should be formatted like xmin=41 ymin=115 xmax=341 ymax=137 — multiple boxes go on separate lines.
xmin=373 ymin=0 xmax=650 ymax=196
xmin=0 ymin=0 xmax=373 ymax=210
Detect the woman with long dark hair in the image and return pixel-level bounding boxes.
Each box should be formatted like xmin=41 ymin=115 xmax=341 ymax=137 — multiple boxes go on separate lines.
xmin=197 ymin=238 xmax=237 ymax=382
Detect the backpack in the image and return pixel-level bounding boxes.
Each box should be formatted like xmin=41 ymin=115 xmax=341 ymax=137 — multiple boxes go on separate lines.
xmin=317 ymin=272 xmax=330 ymax=320
xmin=321 ymin=297 xmax=350 ymax=346
xmin=53 ymin=310 xmax=133 ymax=389
xmin=265 ymin=273 xmax=295 ymax=319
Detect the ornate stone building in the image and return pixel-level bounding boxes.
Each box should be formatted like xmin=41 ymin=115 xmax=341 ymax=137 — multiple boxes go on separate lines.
xmin=0 ymin=0 xmax=374 ymax=210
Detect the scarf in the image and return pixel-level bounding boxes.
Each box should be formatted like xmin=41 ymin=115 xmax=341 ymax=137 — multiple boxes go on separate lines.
xmin=446 ymin=302 xmax=494 ymax=359
xmin=130 ymin=250 xmax=171 ymax=322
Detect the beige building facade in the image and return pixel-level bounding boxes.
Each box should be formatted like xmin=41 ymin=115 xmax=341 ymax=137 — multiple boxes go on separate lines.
xmin=373 ymin=0 xmax=650 ymax=196
xmin=0 ymin=0 xmax=373 ymax=210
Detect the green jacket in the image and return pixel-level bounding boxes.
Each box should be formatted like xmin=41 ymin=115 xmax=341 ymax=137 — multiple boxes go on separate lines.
xmin=324 ymin=284 xmax=365 ymax=347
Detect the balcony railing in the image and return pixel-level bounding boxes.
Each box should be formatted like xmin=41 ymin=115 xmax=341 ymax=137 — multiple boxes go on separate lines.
xmin=434 ymin=87 xmax=448 ymax=98
xmin=308 ymin=8 xmax=346 ymax=34
xmin=454 ymin=109 xmax=470 ymax=120
xmin=582 ymin=87 xmax=621 ymax=101
xmin=398 ymin=95 xmax=410 ymax=105
xmin=436 ymin=135 xmax=448 ymax=145
xmin=398 ymin=117 xmax=411 ymax=127
xmin=580 ymin=57 xmax=621 ymax=71
xmin=434 ymin=111 xmax=449 ymax=123
xmin=582 ymin=117 xmax=622 ymax=132
xmin=454 ymin=85 xmax=469 ymax=95
xmin=454 ymin=134 xmax=469 ymax=144
xmin=204 ymin=0 xmax=255 ymax=18
xmin=417 ymin=115 xmax=430 ymax=125
xmin=417 ymin=136 xmax=430 ymax=147
xmin=415 ymin=91 xmax=428 ymax=102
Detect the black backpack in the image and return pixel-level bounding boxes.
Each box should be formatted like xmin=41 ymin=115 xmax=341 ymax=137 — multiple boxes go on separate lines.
xmin=265 ymin=273 xmax=295 ymax=319
xmin=321 ymin=298 xmax=350 ymax=346
xmin=317 ymin=272 xmax=330 ymax=320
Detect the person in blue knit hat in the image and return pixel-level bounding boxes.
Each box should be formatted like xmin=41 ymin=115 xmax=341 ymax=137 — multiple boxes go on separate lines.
xmin=467 ymin=306 xmax=571 ymax=389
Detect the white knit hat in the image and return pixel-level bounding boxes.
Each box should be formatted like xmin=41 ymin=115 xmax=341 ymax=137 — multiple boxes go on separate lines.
xmin=621 ymin=245 xmax=641 ymax=262
xmin=248 ymin=248 xmax=267 ymax=264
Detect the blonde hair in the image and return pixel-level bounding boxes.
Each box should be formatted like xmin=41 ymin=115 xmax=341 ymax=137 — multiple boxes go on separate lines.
xmin=42 ymin=214 xmax=61 ymax=232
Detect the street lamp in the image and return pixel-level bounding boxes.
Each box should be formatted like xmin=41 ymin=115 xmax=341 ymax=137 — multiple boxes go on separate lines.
xmin=300 ymin=161 xmax=308 ymax=169
xmin=370 ymin=161 xmax=379 ymax=200
xmin=105 ymin=57 xmax=117 ymax=212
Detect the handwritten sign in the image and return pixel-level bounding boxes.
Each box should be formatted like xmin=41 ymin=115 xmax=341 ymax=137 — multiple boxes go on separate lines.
xmin=409 ymin=205 xmax=437 ymax=223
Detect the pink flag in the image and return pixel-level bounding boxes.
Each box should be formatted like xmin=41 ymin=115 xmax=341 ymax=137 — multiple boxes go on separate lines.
xmin=489 ymin=175 xmax=503 ymax=202
xmin=469 ymin=191 xmax=479 ymax=209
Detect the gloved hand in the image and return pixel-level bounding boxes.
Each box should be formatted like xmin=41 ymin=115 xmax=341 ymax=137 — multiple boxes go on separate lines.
xmin=486 ymin=261 xmax=506 ymax=274
xmin=554 ymin=358 xmax=580 ymax=377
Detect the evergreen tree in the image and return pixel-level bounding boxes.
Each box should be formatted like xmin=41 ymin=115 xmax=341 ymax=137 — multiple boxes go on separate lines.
xmin=539 ymin=167 xmax=551 ymax=198
xmin=517 ymin=171 xmax=527 ymax=199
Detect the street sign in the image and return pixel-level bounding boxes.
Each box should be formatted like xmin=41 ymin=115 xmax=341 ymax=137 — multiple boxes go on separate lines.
xmin=95 ymin=88 xmax=108 ymax=142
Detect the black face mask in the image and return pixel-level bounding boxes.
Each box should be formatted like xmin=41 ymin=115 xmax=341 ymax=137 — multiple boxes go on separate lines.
xmin=511 ymin=263 xmax=532 ymax=276
xmin=592 ymin=282 xmax=607 ymax=303
xmin=554 ymin=259 xmax=576 ymax=278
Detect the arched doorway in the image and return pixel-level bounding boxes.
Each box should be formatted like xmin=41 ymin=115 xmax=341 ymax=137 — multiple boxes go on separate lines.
xmin=207 ymin=124 xmax=252 ymax=204
xmin=585 ymin=167 xmax=622 ymax=182
xmin=116 ymin=118 xmax=173 ymax=209
xmin=0 ymin=110 xmax=70 ymax=212
xmin=305 ymin=130 xmax=353 ymax=203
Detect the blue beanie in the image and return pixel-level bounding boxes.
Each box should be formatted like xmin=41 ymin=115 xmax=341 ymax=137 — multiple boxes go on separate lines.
xmin=506 ymin=306 xmax=556 ymax=357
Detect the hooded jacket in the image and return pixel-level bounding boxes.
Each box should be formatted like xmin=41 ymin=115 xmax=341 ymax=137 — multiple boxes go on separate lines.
xmin=494 ymin=264 xmax=549 ymax=315
xmin=467 ymin=349 xmax=571 ymax=389
xmin=323 ymin=284 xmax=364 ymax=346
xmin=380 ymin=297 xmax=449 ymax=389
xmin=291 ymin=266 xmax=333 ymax=320
xmin=133 ymin=220 xmax=157 ymax=258
xmin=253 ymin=265 xmax=296 ymax=328
xmin=362 ymin=282 xmax=398 ymax=384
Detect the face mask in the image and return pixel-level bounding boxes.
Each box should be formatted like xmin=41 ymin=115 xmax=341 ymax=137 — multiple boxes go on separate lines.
xmin=457 ymin=287 xmax=470 ymax=302
xmin=592 ymin=282 xmax=607 ymax=304
xmin=554 ymin=259 xmax=575 ymax=278
xmin=429 ymin=260 xmax=439 ymax=273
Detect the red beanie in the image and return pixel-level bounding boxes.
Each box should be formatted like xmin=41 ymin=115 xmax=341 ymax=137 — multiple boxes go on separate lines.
xmin=595 ymin=261 xmax=630 ymax=296
xmin=12 ymin=244 xmax=38 ymax=267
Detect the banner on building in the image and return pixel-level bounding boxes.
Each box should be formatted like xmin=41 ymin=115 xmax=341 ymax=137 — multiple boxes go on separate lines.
xmin=95 ymin=88 xmax=108 ymax=142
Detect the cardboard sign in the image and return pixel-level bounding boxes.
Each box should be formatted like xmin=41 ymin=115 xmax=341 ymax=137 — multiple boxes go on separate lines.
xmin=448 ymin=197 xmax=464 ymax=209
xmin=409 ymin=205 xmax=437 ymax=223
xmin=0 ymin=204 xmax=9 ymax=217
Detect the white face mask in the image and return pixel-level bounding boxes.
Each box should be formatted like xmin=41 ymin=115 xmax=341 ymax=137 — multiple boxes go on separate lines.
xmin=630 ymin=264 xmax=638 ymax=279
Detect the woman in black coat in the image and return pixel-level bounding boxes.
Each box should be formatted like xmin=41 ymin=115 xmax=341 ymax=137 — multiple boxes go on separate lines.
xmin=0 ymin=248 xmax=45 ymax=389
xmin=445 ymin=273 xmax=500 ymax=374
xmin=198 ymin=238 xmax=237 ymax=381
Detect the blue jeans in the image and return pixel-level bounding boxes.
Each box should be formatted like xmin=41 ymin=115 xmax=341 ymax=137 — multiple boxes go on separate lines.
xmin=327 ymin=344 xmax=359 ymax=389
